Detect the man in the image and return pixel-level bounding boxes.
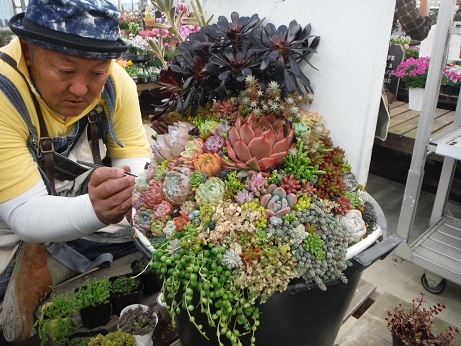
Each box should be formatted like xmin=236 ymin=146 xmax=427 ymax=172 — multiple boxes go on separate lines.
xmin=0 ymin=0 xmax=150 ymax=342
xmin=394 ymin=0 xmax=432 ymax=41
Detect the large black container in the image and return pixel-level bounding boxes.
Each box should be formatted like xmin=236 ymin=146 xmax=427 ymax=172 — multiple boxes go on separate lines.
xmin=135 ymin=232 xmax=402 ymax=346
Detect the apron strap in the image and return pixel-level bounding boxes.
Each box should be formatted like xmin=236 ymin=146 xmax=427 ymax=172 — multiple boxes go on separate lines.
xmin=0 ymin=51 xmax=58 ymax=195
xmin=88 ymin=107 xmax=103 ymax=165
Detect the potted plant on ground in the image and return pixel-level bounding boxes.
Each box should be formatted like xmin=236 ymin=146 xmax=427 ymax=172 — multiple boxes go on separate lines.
xmin=386 ymin=293 xmax=459 ymax=346
xmin=87 ymin=330 xmax=136 ymax=346
xmin=131 ymin=257 xmax=161 ymax=295
xmin=118 ymin=304 xmax=158 ymax=346
xmin=110 ymin=274 xmax=144 ymax=316
xmin=74 ymin=278 xmax=112 ymax=329
xmin=34 ymin=293 xmax=78 ymax=346
xmin=66 ymin=329 xmax=108 ymax=346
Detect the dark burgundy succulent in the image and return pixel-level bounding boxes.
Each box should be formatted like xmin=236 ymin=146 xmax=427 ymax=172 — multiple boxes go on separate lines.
xmin=149 ymin=11 xmax=320 ymax=120
xmin=255 ymin=20 xmax=320 ymax=94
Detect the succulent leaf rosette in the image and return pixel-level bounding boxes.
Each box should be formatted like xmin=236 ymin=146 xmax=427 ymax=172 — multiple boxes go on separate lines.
xmin=132 ymin=76 xmax=378 ymax=346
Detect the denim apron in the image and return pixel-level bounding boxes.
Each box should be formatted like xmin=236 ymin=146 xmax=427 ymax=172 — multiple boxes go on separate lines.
xmin=0 ymin=53 xmax=135 ymax=276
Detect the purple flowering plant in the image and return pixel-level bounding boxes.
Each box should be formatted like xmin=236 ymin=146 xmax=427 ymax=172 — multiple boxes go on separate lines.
xmin=395 ymin=56 xmax=430 ymax=88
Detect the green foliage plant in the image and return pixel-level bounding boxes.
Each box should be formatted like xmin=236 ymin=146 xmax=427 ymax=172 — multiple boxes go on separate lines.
xmin=88 ymin=331 xmax=136 ymax=346
xmin=68 ymin=335 xmax=93 ymax=346
xmin=33 ymin=293 xmax=78 ymax=346
xmin=132 ymin=257 xmax=155 ymax=276
xmin=283 ymin=141 xmax=324 ymax=183
xmin=110 ymin=275 xmax=140 ymax=296
xmin=74 ymin=278 xmax=111 ymax=310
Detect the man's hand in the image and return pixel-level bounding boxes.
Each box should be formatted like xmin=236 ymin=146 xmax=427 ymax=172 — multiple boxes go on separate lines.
xmin=419 ymin=0 xmax=429 ymax=17
xmin=87 ymin=166 xmax=135 ymax=225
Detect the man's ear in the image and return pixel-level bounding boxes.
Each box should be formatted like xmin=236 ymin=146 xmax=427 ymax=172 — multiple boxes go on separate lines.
xmin=20 ymin=39 xmax=32 ymax=66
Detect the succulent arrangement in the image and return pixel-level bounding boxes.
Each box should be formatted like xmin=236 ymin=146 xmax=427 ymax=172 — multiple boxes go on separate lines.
xmin=118 ymin=305 xmax=158 ymax=335
xmin=133 ymin=75 xmax=378 ymax=345
xmin=130 ymin=6 xmax=382 ymax=346
xmin=386 ymin=293 xmax=459 ymax=346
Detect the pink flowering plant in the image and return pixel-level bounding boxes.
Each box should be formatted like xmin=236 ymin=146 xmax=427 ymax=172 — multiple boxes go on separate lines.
xmin=395 ymin=56 xmax=430 ymax=88
xmin=144 ymin=0 xmax=208 ymax=67
xmin=442 ymin=63 xmax=461 ymax=86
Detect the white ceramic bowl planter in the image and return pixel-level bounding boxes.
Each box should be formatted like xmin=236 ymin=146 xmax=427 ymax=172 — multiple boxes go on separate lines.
xmin=118 ymin=304 xmax=158 ymax=346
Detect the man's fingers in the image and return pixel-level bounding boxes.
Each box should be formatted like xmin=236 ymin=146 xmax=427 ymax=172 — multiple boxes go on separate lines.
xmin=89 ymin=166 xmax=128 ymax=186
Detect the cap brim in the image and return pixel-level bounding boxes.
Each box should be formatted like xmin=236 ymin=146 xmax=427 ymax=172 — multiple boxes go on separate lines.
xmin=9 ymin=12 xmax=128 ymax=59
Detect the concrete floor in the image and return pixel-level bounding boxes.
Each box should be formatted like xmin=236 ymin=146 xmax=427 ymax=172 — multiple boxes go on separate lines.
xmin=360 ymin=173 xmax=461 ymax=329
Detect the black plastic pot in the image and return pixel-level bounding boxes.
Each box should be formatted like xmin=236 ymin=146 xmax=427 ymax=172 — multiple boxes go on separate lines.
xmin=392 ymin=334 xmax=405 ymax=346
xmin=66 ymin=329 xmax=108 ymax=346
xmin=134 ymin=233 xmax=403 ymax=346
xmin=109 ymin=274 xmax=144 ymax=316
xmin=130 ymin=258 xmax=162 ymax=295
xmin=78 ymin=302 xmax=112 ymax=329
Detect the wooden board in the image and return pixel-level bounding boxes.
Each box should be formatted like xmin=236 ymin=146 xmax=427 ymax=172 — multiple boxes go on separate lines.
xmin=375 ymin=102 xmax=456 ymax=154
xmin=342 ymin=279 xmax=376 ymax=322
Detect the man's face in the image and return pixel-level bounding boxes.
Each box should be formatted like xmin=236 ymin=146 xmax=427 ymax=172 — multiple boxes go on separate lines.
xmin=21 ymin=40 xmax=112 ymax=118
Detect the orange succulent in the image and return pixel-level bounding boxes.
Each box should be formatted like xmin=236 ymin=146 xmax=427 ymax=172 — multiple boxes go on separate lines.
xmin=194 ymin=153 xmax=222 ymax=176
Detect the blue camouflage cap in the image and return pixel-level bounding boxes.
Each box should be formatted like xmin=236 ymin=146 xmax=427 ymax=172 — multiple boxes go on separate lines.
xmin=9 ymin=0 xmax=128 ymax=59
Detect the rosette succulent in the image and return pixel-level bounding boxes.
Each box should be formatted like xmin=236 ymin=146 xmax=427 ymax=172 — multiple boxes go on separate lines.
xmin=225 ymin=113 xmax=294 ymax=171
xmin=151 ymin=121 xmax=195 ymax=162
xmin=195 ymin=177 xmax=227 ymax=206
xmin=141 ymin=180 xmax=164 ymax=209
xmin=193 ymin=153 xmax=222 ymax=176
xmin=162 ymin=166 xmax=193 ymax=205
xmin=339 ymin=209 xmax=367 ymax=243
xmin=260 ymin=184 xmax=297 ymax=217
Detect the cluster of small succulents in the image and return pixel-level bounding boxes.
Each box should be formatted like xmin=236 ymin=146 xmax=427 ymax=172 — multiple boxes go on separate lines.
xmin=119 ymin=306 xmax=158 ymax=335
xmin=132 ymin=78 xmax=377 ymax=346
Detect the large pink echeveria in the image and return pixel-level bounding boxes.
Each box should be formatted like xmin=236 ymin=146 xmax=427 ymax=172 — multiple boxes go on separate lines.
xmin=224 ymin=113 xmax=294 ymax=171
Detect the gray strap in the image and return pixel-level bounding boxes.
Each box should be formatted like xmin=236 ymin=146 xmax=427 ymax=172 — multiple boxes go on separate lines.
xmin=46 ymin=242 xmax=113 ymax=273
xmin=102 ymin=76 xmax=124 ymax=147
xmin=0 ymin=74 xmax=40 ymax=154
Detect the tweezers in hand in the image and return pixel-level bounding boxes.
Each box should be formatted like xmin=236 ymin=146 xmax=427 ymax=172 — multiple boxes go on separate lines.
xmin=76 ymin=160 xmax=137 ymax=177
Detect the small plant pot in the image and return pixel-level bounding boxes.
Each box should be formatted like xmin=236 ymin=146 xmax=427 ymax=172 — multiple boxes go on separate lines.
xmin=392 ymin=335 xmax=405 ymax=346
xmin=110 ymin=274 xmax=144 ymax=316
xmin=45 ymin=317 xmax=77 ymax=346
xmin=118 ymin=304 xmax=158 ymax=346
xmin=130 ymin=258 xmax=161 ymax=295
xmin=155 ymin=293 xmax=172 ymax=323
xmin=79 ymin=301 xmax=112 ymax=329
xmin=66 ymin=328 xmax=108 ymax=346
